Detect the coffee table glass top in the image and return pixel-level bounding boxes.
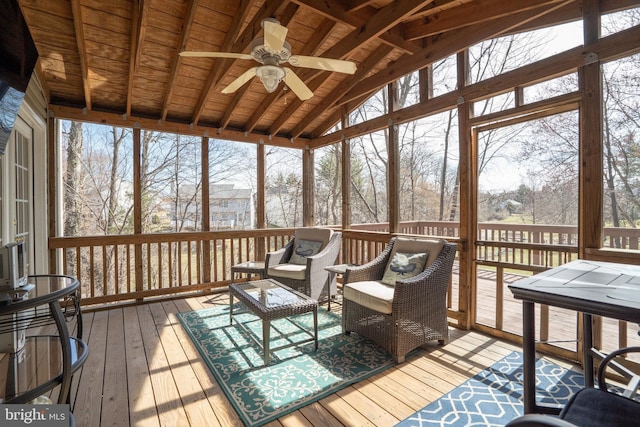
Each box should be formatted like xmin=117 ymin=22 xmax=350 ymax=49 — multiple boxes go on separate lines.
xmin=234 ymin=279 xmax=308 ymax=308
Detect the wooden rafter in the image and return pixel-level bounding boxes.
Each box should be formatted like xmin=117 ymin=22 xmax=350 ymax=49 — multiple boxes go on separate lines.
xmin=189 ymin=0 xmax=255 ymax=125
xmin=336 ymin=1 xmax=575 ymax=109
xmin=126 ymin=0 xmax=142 ymax=117
xmin=401 ymin=0 xmax=567 ymax=41
xmin=160 ymin=0 xmax=200 ymax=122
xmin=311 ymin=22 xmax=640 ymax=147
xmin=290 ymin=0 xmax=422 ymax=54
xmin=70 ymin=0 xmax=91 ymax=110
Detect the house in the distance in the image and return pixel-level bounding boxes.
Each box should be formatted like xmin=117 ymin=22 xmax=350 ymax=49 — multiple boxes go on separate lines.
xmin=210 ymin=183 xmax=254 ymax=230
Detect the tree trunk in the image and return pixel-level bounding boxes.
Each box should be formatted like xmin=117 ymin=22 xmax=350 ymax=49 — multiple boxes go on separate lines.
xmin=64 ymin=121 xmax=83 ymax=272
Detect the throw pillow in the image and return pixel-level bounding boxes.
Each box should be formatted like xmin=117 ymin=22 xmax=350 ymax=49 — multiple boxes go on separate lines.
xmin=381 ymin=252 xmax=428 ymax=285
xmin=289 ymin=239 xmax=323 ymax=265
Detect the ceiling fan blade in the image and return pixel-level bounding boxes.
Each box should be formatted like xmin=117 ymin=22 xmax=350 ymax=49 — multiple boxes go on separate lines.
xmin=179 ymin=51 xmax=254 ymax=61
xmin=288 ymin=55 xmax=357 ymax=74
xmin=282 ymin=67 xmax=313 ymax=101
xmin=263 ymin=19 xmax=288 ymax=52
xmin=221 ymin=67 xmax=258 ymax=94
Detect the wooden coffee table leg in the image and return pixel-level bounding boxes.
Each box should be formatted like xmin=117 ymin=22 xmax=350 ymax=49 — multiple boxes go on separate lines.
xmin=263 ymin=319 xmax=271 ymax=365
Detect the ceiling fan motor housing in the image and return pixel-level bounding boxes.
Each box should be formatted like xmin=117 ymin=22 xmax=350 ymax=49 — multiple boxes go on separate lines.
xmin=250 ymin=37 xmax=291 ymax=65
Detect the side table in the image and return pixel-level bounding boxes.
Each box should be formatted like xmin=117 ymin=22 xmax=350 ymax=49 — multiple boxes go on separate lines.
xmin=231 ymin=261 xmax=266 ymax=283
xmin=324 ymin=264 xmax=357 ymax=311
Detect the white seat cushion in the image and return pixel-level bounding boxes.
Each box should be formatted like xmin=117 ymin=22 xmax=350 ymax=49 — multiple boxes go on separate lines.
xmin=267 ymin=263 xmax=306 ymax=281
xmin=343 ymin=280 xmax=394 ymax=315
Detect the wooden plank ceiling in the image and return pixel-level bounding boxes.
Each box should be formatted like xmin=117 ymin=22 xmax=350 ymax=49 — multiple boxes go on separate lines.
xmin=18 ymin=0 xmax=591 ymax=147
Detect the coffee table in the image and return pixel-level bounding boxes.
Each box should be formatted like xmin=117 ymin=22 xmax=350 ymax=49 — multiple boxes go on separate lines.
xmin=229 ymin=278 xmax=318 ymax=364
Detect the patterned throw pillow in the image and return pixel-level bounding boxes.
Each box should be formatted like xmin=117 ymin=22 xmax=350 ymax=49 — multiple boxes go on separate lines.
xmin=289 ymin=239 xmax=324 ymax=265
xmin=381 ymin=252 xmax=428 ymax=285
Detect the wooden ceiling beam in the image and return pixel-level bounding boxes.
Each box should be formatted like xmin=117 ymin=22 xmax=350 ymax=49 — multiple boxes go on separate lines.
xmin=133 ymin=0 xmax=150 ymax=73
xmin=500 ymin=0 xmax=640 ymax=38
xmin=311 ymin=22 xmax=640 ymax=147
xmin=406 ymin=0 xmax=475 ymax=22
xmin=401 ymin=0 xmax=566 ymax=41
xmin=49 ymin=104 xmax=309 ymax=148
xmin=126 ymin=0 xmax=142 ymax=117
xmin=337 ymin=1 xmax=574 ymax=108
xmin=160 ymin=0 xmax=200 ymax=122
xmin=290 ymin=0 xmax=422 ymax=54
xmin=70 ymin=0 xmax=91 ymax=110
xmin=190 ymin=0 xmax=254 ymax=125
xmin=345 ymin=0 xmax=378 ymax=13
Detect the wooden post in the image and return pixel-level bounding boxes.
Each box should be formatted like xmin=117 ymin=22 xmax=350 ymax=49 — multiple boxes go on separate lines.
xmin=47 ymin=114 xmax=58 ymax=273
xmin=302 ymin=147 xmax=314 ymax=227
xmin=387 ymin=81 xmax=400 ymax=235
xmin=341 ymin=109 xmax=352 ymax=263
xmin=256 ymin=142 xmax=266 ymax=259
xmin=457 ymin=49 xmax=474 ymax=330
xmin=133 ymin=127 xmax=143 ymax=298
xmin=419 ymin=65 xmax=433 ymax=103
xmin=579 ymin=0 xmax=603 ymax=257
xmin=580 ymin=0 xmax=603 ymax=364
xmin=201 ymin=136 xmax=211 ymax=284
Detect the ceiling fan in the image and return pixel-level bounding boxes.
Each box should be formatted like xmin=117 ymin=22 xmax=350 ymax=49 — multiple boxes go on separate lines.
xmin=180 ymin=18 xmax=357 ymax=100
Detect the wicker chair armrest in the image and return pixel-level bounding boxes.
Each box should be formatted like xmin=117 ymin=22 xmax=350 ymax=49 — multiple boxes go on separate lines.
xmin=305 ymin=233 xmax=342 ymax=281
xmin=344 ymin=237 xmax=396 ymax=283
xmin=265 ymin=237 xmax=294 ymax=268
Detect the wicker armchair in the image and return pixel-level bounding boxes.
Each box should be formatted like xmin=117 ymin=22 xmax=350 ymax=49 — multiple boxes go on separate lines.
xmin=265 ymin=228 xmax=342 ymax=304
xmin=342 ymin=237 xmax=456 ymax=363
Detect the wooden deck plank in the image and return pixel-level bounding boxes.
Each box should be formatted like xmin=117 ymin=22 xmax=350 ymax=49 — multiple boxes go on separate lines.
xmin=101 ymin=308 xmax=130 ymax=426
xmin=123 ymin=306 xmax=161 ymax=427
xmin=136 ymin=303 xmax=190 ymax=426
xmin=147 ymin=301 xmax=221 ymax=427
xmin=298 ymin=401 xmax=343 ymax=427
xmin=334 ymin=386 xmax=400 ymax=426
xmin=351 ymin=378 xmax=414 ymax=420
xmin=320 ymin=391 xmax=377 ymax=427
xmin=74 ymin=310 xmax=109 ymax=427
xmin=170 ymin=298 xmax=243 ymax=427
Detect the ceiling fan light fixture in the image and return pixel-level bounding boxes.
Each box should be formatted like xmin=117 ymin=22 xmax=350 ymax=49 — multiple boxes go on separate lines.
xmin=256 ymin=65 xmax=285 ymax=93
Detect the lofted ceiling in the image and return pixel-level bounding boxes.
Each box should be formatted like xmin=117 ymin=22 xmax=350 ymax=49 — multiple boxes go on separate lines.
xmin=16 ymin=0 xmax=629 ymax=147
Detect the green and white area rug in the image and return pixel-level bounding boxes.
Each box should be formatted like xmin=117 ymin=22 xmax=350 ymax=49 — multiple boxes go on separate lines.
xmin=178 ymin=305 xmax=395 ymax=427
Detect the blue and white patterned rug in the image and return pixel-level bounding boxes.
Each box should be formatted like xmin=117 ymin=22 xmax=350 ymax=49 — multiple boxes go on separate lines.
xmin=396 ymin=351 xmax=584 ymax=427
xmin=178 ymin=305 xmax=395 ymax=427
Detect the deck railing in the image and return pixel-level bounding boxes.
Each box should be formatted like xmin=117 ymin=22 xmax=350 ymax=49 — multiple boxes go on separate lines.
xmin=49 ymin=221 xmax=640 ymax=363
xmin=49 ymin=222 xmax=640 ymax=306
xmin=49 ymin=229 xmax=293 ymax=305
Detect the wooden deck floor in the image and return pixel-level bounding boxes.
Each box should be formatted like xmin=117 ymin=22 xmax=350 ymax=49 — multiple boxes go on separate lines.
xmin=59 ymin=291 xmax=578 ymax=427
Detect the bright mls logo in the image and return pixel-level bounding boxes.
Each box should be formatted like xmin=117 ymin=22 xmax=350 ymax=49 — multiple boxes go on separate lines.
xmin=1 ymin=405 xmax=68 ymax=426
